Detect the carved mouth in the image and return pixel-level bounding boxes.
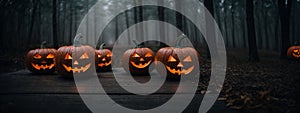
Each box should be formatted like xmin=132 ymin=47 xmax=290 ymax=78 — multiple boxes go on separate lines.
xmin=166 ymin=66 xmax=194 ymax=75
xmin=130 ymin=60 xmax=152 ymax=69
xmin=62 ymin=63 xmax=91 ymax=73
xmin=98 ymin=60 xmax=112 ymax=67
xmin=31 ymin=63 xmax=54 ymax=70
xmin=292 ymin=53 xmax=300 ymax=58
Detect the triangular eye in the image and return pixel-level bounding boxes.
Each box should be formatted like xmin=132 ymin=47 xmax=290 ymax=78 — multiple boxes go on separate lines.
xmin=80 ymin=53 xmax=89 ymax=59
xmin=65 ymin=53 xmax=72 ymax=59
xmin=46 ymin=53 xmax=55 ymax=58
xmin=168 ymin=56 xmax=177 ymax=62
xmin=132 ymin=52 xmax=140 ymax=57
xmin=107 ymin=53 xmax=112 ymax=57
xmin=183 ymin=56 xmax=192 ymax=62
xmin=294 ymin=49 xmax=299 ymax=52
xmin=34 ymin=54 xmax=42 ymax=59
xmin=145 ymin=52 xmax=152 ymax=57
xmin=97 ymin=54 xmax=101 ymax=58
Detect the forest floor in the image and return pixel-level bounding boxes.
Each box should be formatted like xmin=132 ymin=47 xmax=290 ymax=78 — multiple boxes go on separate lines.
xmin=198 ymin=48 xmax=300 ymax=113
xmin=0 ymin=48 xmax=299 ymax=113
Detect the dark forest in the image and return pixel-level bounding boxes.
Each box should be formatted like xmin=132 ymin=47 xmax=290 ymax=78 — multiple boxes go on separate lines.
xmin=0 ymin=0 xmax=300 ymax=113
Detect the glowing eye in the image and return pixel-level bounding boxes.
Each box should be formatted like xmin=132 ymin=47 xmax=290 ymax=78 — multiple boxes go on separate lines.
xmin=294 ymin=50 xmax=299 ymax=53
xmin=183 ymin=56 xmax=192 ymax=62
xmin=145 ymin=52 xmax=152 ymax=57
xmin=97 ymin=54 xmax=101 ymax=58
xmin=80 ymin=53 xmax=89 ymax=59
xmin=168 ymin=56 xmax=177 ymax=62
xmin=65 ymin=53 xmax=72 ymax=59
xmin=46 ymin=53 xmax=55 ymax=59
xmin=132 ymin=53 xmax=140 ymax=57
xmin=34 ymin=54 xmax=42 ymax=59
xmin=107 ymin=53 xmax=112 ymax=57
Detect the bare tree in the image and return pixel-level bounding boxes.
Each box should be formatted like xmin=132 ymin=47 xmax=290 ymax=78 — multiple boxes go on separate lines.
xmin=204 ymin=0 xmax=217 ymax=58
xmin=247 ymin=0 xmax=259 ymax=62
xmin=52 ymin=0 xmax=58 ymax=48
xmin=278 ymin=0 xmax=292 ymax=59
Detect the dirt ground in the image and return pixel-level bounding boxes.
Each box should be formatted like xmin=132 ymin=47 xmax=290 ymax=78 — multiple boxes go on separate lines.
xmin=199 ymin=48 xmax=300 ymax=113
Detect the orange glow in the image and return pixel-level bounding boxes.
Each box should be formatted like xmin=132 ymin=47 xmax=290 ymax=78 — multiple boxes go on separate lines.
xmin=107 ymin=53 xmax=112 ymax=57
xmin=80 ymin=53 xmax=89 ymax=59
xmin=46 ymin=53 xmax=55 ymax=59
xmin=183 ymin=56 xmax=192 ymax=62
xmin=65 ymin=53 xmax=72 ymax=59
xmin=34 ymin=54 xmax=42 ymax=59
xmin=63 ymin=63 xmax=91 ymax=73
xmin=132 ymin=53 xmax=140 ymax=57
xmin=168 ymin=56 xmax=177 ymax=62
xmin=130 ymin=60 xmax=152 ymax=68
xmin=145 ymin=52 xmax=152 ymax=57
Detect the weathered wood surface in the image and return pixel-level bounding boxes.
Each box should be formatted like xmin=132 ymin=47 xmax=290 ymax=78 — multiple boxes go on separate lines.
xmin=0 ymin=69 xmax=237 ymax=113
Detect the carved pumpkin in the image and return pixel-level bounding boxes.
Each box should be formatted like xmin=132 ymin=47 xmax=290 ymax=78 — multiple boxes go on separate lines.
xmin=95 ymin=43 xmax=112 ymax=72
xmin=25 ymin=41 xmax=57 ymax=74
xmin=122 ymin=40 xmax=154 ymax=75
xmin=155 ymin=34 xmax=200 ymax=79
xmin=55 ymin=34 xmax=95 ymax=76
xmin=287 ymin=46 xmax=300 ymax=59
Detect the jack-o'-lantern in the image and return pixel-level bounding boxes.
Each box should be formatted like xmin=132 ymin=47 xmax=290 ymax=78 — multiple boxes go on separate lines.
xmin=55 ymin=34 xmax=95 ymax=76
xmin=155 ymin=34 xmax=200 ymax=79
xmin=95 ymin=43 xmax=112 ymax=72
xmin=122 ymin=40 xmax=154 ymax=75
xmin=25 ymin=41 xmax=57 ymax=74
xmin=287 ymin=45 xmax=300 ymax=59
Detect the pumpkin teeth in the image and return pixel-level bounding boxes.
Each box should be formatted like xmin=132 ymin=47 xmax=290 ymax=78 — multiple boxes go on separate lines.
xmin=31 ymin=63 xmax=55 ymax=70
xmin=130 ymin=60 xmax=152 ymax=69
xmin=62 ymin=63 xmax=91 ymax=73
xmin=166 ymin=65 xmax=194 ymax=75
xmin=98 ymin=60 xmax=112 ymax=67
xmin=292 ymin=52 xmax=300 ymax=58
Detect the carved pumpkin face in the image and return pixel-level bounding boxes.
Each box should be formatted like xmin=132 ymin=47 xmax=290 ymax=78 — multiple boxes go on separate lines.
xmin=292 ymin=49 xmax=300 ymax=58
xmin=95 ymin=49 xmax=112 ymax=72
xmin=155 ymin=47 xmax=199 ymax=78
xmin=287 ymin=46 xmax=300 ymax=59
xmin=25 ymin=48 xmax=57 ymax=74
xmin=56 ymin=45 xmax=95 ymax=76
xmin=122 ymin=48 xmax=154 ymax=75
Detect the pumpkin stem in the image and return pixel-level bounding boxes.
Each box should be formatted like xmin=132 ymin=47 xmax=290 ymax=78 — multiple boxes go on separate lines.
xmin=73 ymin=33 xmax=83 ymax=47
xmin=175 ymin=34 xmax=188 ymax=47
xmin=294 ymin=41 xmax=299 ymax=46
xmin=99 ymin=43 xmax=105 ymax=50
xmin=40 ymin=41 xmax=47 ymax=49
xmin=133 ymin=40 xmax=142 ymax=48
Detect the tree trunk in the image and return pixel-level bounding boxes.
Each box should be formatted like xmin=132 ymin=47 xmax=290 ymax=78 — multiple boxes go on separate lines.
xmin=69 ymin=2 xmax=73 ymax=44
xmin=125 ymin=9 xmax=131 ymax=45
xmin=28 ymin=0 xmax=37 ymax=46
xmin=204 ymin=0 xmax=217 ymax=58
xmin=157 ymin=0 xmax=165 ymax=42
xmin=224 ymin=1 xmax=229 ymax=47
xmin=231 ymin=0 xmax=236 ymax=48
xmin=279 ymin=0 xmax=291 ymax=59
xmin=175 ymin=0 xmax=183 ymax=36
xmin=85 ymin=0 xmax=89 ymax=42
xmin=52 ymin=0 xmax=58 ymax=48
xmin=247 ymin=0 xmax=259 ymax=62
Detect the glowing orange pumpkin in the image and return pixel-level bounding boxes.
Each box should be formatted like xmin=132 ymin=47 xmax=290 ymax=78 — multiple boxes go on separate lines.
xmin=55 ymin=34 xmax=95 ymax=76
xmin=287 ymin=46 xmax=300 ymax=59
xmin=25 ymin=41 xmax=57 ymax=74
xmin=122 ymin=40 xmax=154 ymax=75
xmin=155 ymin=34 xmax=200 ymax=79
xmin=95 ymin=43 xmax=112 ymax=72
